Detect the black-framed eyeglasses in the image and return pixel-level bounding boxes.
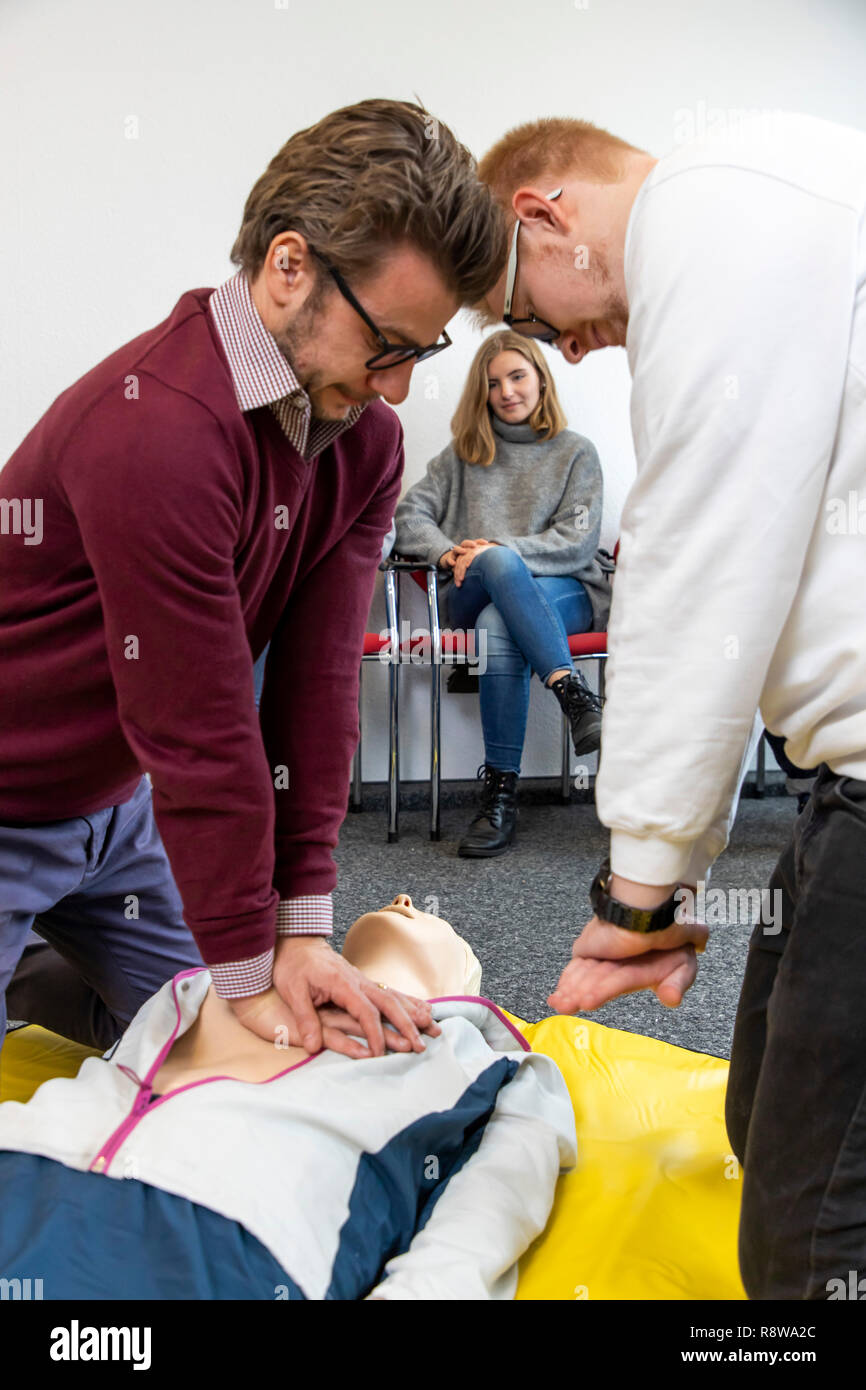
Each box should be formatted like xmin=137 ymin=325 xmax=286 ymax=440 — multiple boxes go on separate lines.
xmin=502 ymin=192 xmax=563 ymax=343
xmin=308 ymin=246 xmax=452 ymax=371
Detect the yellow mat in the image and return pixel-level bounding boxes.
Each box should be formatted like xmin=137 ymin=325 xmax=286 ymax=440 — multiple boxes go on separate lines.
xmin=0 ymin=1025 xmax=102 ymax=1104
xmin=0 ymin=1017 xmax=745 ymax=1300
xmin=508 ymin=1012 xmax=745 ymax=1300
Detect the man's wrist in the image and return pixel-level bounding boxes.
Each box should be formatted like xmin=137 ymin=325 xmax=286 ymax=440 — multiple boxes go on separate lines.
xmin=275 ymin=932 xmax=334 ymax=954
xmin=608 ymin=873 xmax=676 ymax=909
xmin=276 ymin=895 xmax=333 ymax=937
xmin=209 ymin=947 xmax=274 ymax=999
xmin=590 ymin=858 xmax=679 ymax=932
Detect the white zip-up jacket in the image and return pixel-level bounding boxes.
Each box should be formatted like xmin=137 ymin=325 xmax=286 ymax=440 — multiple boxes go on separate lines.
xmin=597 ymin=110 xmax=866 ymax=885
xmin=0 ymin=969 xmax=576 ymax=1300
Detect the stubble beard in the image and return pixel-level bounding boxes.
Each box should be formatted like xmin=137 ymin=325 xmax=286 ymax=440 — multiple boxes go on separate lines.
xmin=271 ymin=283 xmax=345 ymax=420
xmin=591 ymin=245 xmax=628 ymax=344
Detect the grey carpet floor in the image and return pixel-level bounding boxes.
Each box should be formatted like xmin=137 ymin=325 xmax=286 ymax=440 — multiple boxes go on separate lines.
xmin=332 ymin=786 xmax=796 ymax=1061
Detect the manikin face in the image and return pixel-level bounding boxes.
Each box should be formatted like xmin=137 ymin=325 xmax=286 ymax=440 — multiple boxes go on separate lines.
xmin=252 ymin=235 xmax=461 ymax=420
xmin=342 ymin=894 xmax=480 ymax=999
xmin=486 ymin=349 xmax=543 ymax=424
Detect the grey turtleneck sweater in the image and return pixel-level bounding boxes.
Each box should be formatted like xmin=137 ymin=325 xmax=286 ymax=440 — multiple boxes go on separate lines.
xmin=393 ymin=412 xmax=613 ymax=628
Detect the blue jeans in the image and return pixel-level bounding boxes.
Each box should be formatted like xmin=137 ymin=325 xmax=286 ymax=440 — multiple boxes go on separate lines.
xmin=445 ymin=545 xmax=593 ymax=774
xmin=0 ymin=776 xmax=203 ymax=1051
xmin=253 ymin=648 xmax=267 ymax=708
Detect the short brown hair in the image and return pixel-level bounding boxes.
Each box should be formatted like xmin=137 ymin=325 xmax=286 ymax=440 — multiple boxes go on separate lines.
xmin=477 ymin=116 xmax=647 ymax=206
xmin=230 ymin=99 xmax=507 ymax=306
xmin=451 ymin=330 xmax=567 ymax=467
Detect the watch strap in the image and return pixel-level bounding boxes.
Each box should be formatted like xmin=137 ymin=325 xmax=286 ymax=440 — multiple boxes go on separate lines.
xmin=590 ymin=858 xmax=679 ymax=933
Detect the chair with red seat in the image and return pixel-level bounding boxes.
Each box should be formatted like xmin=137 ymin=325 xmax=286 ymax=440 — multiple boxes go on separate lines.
xmin=350 ymin=564 xmax=400 ymax=837
xmin=354 ymin=558 xmax=471 ymax=842
xmin=560 ymin=630 xmax=608 ymax=800
xmin=399 ymin=548 xmax=617 ymax=821
xmin=556 ymin=540 xmax=619 ymax=798
xmin=350 ymin=559 xmax=446 ymax=842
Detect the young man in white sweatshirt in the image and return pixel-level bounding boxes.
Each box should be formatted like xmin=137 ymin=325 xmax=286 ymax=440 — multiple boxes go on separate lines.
xmin=475 ymin=109 xmax=866 ymax=1300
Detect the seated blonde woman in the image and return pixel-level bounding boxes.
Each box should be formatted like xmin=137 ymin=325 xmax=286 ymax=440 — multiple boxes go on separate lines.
xmin=394 ymin=330 xmax=614 ymax=858
xmin=0 ymin=896 xmax=575 ymax=1301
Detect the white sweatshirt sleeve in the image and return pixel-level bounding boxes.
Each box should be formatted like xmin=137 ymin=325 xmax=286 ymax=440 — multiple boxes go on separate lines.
xmin=365 ymin=1055 xmax=576 ymax=1301
xmin=597 ymin=164 xmax=856 ymax=885
xmin=679 ymin=710 xmax=765 ymax=887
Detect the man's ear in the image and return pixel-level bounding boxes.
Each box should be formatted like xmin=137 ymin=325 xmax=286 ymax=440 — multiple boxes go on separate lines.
xmin=512 ymin=186 xmax=569 ymax=233
xmin=257 ymin=230 xmax=319 ymax=310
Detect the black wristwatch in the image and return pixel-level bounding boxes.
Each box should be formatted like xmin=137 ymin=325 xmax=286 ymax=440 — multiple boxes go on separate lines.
xmin=589 ymin=857 xmax=679 ymax=933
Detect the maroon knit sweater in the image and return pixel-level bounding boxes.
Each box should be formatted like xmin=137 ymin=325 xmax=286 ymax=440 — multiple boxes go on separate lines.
xmin=0 ymin=288 xmax=403 ymax=966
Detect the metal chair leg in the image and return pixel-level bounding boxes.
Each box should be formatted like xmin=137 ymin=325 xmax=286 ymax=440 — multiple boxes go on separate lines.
xmin=561 ymin=654 xmax=606 ymax=799
xmin=561 ymin=709 xmax=571 ymax=802
xmin=595 ymin=655 xmax=607 ymax=787
xmin=755 ymin=729 xmax=766 ymax=798
xmin=427 ymin=570 xmax=441 ymax=840
xmin=384 ymin=568 xmax=400 ymax=841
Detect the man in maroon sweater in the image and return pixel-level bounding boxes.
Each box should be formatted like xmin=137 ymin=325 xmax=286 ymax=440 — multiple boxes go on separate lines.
xmin=0 ymin=99 xmax=505 ymax=1057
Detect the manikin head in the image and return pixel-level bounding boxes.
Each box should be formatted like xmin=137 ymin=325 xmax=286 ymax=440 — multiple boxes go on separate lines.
xmin=342 ymin=894 xmax=482 ymax=998
xmin=230 ymin=99 xmax=507 ymax=421
xmin=472 ymin=117 xmax=658 ymax=365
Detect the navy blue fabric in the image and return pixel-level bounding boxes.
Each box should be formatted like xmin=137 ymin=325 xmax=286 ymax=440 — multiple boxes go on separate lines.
xmin=253 ymin=645 xmax=268 ymax=709
xmin=0 ymin=1151 xmax=303 ymax=1300
xmin=0 ymin=774 xmax=203 ymax=1050
xmin=326 ymin=1057 xmax=519 ymax=1300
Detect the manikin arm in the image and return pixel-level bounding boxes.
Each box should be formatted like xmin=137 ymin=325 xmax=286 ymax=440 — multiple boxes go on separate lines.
xmin=366 ymin=1051 xmax=576 ymax=1301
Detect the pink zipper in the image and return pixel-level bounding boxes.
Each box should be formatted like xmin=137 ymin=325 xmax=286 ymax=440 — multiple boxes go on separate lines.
xmin=88 ymin=967 xmax=318 ymax=1175
xmin=88 ymin=984 xmax=526 ymax=1175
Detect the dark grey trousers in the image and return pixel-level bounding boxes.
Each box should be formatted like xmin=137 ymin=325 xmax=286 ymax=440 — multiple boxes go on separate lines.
xmin=726 ymin=763 xmax=866 ymax=1299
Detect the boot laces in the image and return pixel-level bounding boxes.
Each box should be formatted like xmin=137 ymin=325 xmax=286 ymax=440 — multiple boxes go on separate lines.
xmin=564 ymin=671 xmax=603 ymax=716
xmin=476 ymin=763 xmax=512 ymax=812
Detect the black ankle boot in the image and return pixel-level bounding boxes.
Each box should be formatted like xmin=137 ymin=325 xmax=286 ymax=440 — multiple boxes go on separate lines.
xmin=549 ymin=670 xmax=603 ymax=756
xmin=458 ymin=764 xmax=519 ymax=858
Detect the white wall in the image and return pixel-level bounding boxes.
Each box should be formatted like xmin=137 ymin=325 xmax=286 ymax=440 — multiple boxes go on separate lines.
xmin=3 ymin=0 xmax=866 ymax=780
